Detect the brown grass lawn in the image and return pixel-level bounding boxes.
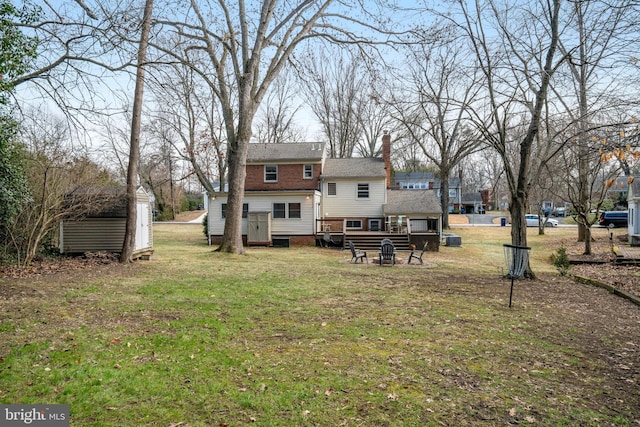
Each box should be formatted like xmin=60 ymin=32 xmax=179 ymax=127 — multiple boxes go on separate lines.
xmin=0 ymin=224 xmax=638 ymax=426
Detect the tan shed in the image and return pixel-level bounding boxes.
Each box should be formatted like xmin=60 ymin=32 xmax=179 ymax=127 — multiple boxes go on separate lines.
xmin=59 ymin=186 xmax=153 ymax=258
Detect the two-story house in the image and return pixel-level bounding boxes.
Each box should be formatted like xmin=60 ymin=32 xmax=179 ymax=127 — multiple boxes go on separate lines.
xmin=207 ymin=142 xmax=325 ymax=246
xmin=207 ymin=134 xmax=442 ymax=249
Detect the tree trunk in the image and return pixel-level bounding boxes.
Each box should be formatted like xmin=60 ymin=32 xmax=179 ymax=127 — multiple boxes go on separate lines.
xmin=509 ymin=194 xmax=535 ymax=278
xmin=216 ymin=123 xmax=251 ymax=254
xmin=440 ymin=172 xmax=450 ymax=229
xmin=120 ymin=0 xmax=154 ymax=263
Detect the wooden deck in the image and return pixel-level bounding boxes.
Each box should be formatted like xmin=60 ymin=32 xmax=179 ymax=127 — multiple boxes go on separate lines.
xmin=318 ymin=230 xmax=440 ymax=252
xmin=614 ymin=246 xmax=640 ymax=265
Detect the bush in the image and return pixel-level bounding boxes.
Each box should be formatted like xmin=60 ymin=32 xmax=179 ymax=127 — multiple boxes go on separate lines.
xmin=202 ymin=214 xmax=208 ymax=238
xmin=552 ymin=246 xmax=571 ymax=276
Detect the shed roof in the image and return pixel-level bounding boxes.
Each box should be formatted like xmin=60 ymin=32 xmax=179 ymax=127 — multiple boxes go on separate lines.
xmin=384 ymin=189 xmax=442 ymax=216
xmin=65 ymin=186 xmax=148 ymax=218
xmin=247 ymin=142 xmax=326 ymax=162
xmin=322 ymin=158 xmax=387 ymax=179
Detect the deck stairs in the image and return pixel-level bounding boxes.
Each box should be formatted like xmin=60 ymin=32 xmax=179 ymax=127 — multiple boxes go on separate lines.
xmin=344 ymin=233 xmax=411 ymax=251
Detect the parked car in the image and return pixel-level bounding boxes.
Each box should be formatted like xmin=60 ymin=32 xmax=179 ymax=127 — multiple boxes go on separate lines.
xmin=525 ymin=214 xmax=559 ymax=227
xmin=552 ymin=207 xmax=566 ymax=217
xmin=598 ymin=211 xmax=628 ymax=227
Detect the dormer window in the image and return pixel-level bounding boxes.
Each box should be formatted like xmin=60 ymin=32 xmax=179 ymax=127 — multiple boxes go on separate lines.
xmin=264 ymin=164 xmax=278 ymax=182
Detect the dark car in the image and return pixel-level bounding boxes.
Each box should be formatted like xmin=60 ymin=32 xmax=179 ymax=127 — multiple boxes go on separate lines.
xmin=599 ymin=211 xmax=628 ymax=228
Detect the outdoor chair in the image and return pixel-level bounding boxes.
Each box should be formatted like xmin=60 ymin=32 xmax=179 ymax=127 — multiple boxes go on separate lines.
xmin=322 ymin=232 xmax=339 ymax=247
xmin=408 ymin=241 xmax=428 ymax=265
xmin=379 ymin=240 xmax=396 ymax=266
xmin=349 ymin=241 xmax=368 ymax=264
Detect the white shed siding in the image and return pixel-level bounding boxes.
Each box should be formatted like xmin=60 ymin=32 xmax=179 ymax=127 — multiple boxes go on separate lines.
xmin=208 ymin=193 xmax=316 ymax=236
xmin=322 ymin=179 xmax=386 ymax=217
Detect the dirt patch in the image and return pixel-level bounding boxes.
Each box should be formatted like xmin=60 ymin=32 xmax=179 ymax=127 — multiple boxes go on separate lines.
xmin=0 ymin=252 xmax=120 ymax=281
xmin=559 ymin=233 xmax=640 ymax=301
xmin=448 ymin=214 xmax=469 ymax=224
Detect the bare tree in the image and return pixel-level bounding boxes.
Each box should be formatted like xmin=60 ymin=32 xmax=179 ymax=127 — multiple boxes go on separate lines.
xmin=3 ymin=109 xmax=115 ymax=266
xmin=254 ymin=72 xmax=307 ymax=144
xmin=443 ymin=0 xmax=565 ymax=276
xmin=551 ymin=0 xmax=638 ymax=254
xmin=146 ymin=64 xmax=227 ymax=194
xmin=120 ymin=0 xmax=154 ymax=263
xmin=10 ymin=0 xmax=139 ymax=126
xmin=301 ymin=49 xmax=368 ymax=158
xmin=149 ymin=0 xmax=404 ymax=253
xmin=390 ymin=39 xmax=483 ymax=229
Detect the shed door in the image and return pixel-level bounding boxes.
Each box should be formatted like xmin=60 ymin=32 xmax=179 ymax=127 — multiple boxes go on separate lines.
xmin=135 ymin=203 xmax=150 ymax=250
xmin=248 ymin=212 xmax=271 ymax=244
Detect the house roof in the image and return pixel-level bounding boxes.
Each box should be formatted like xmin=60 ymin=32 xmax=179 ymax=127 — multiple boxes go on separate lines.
xmin=394 ymin=171 xmax=436 ymax=181
xmin=247 ymin=142 xmax=326 ymax=162
xmin=462 ymin=192 xmax=483 ymax=204
xmin=383 ymin=189 xmax=442 ymax=216
xmin=322 ymin=158 xmax=387 ymax=179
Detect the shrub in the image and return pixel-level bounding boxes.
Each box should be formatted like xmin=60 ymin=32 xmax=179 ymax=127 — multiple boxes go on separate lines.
xmin=202 ymin=214 xmax=208 ymax=238
xmin=552 ymin=246 xmax=571 ymax=276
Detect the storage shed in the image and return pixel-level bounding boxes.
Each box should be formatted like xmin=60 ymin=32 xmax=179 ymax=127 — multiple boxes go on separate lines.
xmin=59 ymin=186 xmax=153 ymax=258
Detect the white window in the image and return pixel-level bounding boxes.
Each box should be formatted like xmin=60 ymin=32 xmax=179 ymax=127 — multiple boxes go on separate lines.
xmin=264 ymin=165 xmax=278 ymax=182
xmin=327 ymin=182 xmax=337 ymax=196
xmin=273 ymin=202 xmax=301 ymax=219
xmin=273 ymin=203 xmax=286 ymax=218
xmin=288 ymin=203 xmax=301 ymax=219
xmin=303 ymin=164 xmax=313 ymax=179
xmin=346 ymin=220 xmax=363 ymax=229
xmin=357 ymin=183 xmax=369 ymax=199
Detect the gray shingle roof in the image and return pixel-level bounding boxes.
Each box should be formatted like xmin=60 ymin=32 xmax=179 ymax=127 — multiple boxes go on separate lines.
xmin=384 ymin=190 xmax=442 ymax=215
xmin=322 ymin=158 xmax=387 ymax=178
xmin=394 ymin=171 xmax=436 ymax=181
xmin=247 ymin=142 xmax=326 ymax=162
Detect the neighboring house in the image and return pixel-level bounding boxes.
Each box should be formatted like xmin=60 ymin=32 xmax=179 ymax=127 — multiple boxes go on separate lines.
xmin=393 ymin=171 xmax=462 ymax=212
xmin=627 ymin=177 xmax=639 ymax=246
xmin=59 ymin=186 xmax=153 ymax=258
xmin=394 ymin=171 xmax=436 ymax=190
xmin=461 ymin=192 xmax=485 ymax=214
xmin=207 ymin=134 xmax=443 ymax=248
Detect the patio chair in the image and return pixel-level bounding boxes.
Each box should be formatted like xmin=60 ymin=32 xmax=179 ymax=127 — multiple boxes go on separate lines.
xmin=349 ymin=241 xmax=367 ymax=264
xmin=379 ymin=240 xmax=396 ymax=266
xmin=322 ymin=232 xmax=340 ymax=247
xmin=408 ymin=241 xmax=428 ymax=265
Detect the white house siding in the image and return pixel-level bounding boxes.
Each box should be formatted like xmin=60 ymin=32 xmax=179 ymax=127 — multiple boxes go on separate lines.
xmin=322 ymin=179 xmax=386 ymax=218
xmin=208 ymin=192 xmax=317 ymax=236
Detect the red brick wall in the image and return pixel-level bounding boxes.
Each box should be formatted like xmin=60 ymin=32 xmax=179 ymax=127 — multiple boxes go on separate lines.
xmin=245 ymin=163 xmax=320 ymax=191
xmin=208 ymin=234 xmax=316 ymax=247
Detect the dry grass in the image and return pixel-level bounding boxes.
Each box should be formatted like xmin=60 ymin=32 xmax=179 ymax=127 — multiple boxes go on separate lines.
xmin=0 ymin=223 xmax=638 ymax=426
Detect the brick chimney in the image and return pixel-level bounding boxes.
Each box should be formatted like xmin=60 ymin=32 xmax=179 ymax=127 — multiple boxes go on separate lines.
xmin=382 ymin=131 xmax=391 ymax=189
